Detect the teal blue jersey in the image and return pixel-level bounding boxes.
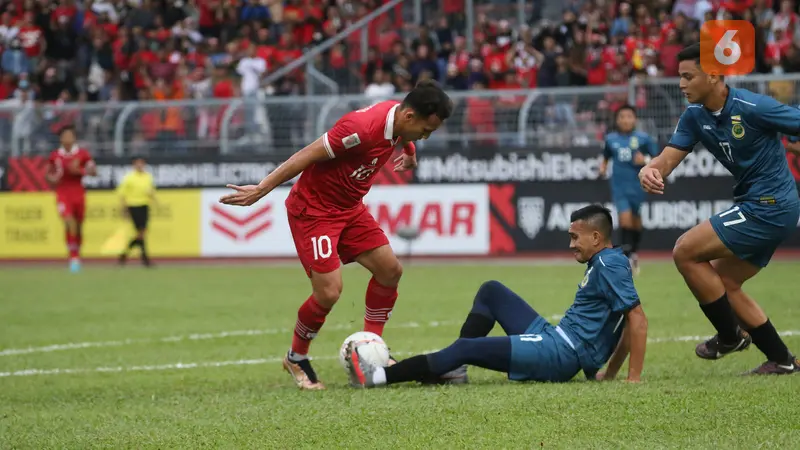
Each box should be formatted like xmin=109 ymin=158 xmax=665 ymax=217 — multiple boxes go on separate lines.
xmin=787 ymin=104 xmax=800 ymax=144
xmin=604 ymin=131 xmax=660 ymax=191
xmin=557 ymin=247 xmax=641 ymax=376
xmin=668 ymin=87 xmax=800 ymax=204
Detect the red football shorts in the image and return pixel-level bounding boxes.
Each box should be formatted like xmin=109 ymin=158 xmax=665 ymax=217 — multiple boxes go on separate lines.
xmin=56 ymin=194 xmax=86 ymax=222
xmin=287 ymin=201 xmax=390 ymax=277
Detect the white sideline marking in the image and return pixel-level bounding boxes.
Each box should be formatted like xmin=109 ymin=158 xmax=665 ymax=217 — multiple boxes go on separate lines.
xmin=0 ymin=350 xmax=430 ymax=378
xmin=3 ymin=330 xmax=799 ymax=379
xmin=0 ymin=315 xmax=563 ymax=357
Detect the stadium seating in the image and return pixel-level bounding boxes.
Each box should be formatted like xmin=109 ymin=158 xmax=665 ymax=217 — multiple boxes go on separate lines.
xmin=0 ymin=0 xmax=799 ymax=156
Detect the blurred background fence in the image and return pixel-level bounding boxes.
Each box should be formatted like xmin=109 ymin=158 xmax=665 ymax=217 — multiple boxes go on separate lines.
xmin=3 ymin=73 xmax=800 ymax=158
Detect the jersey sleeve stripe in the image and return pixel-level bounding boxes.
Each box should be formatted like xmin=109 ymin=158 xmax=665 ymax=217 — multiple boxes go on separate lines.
xmin=667 ymin=143 xmax=693 ymax=152
xmin=322 ymin=132 xmax=335 ymax=159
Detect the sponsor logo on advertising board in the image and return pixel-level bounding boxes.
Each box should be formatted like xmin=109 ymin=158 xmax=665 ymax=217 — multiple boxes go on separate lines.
xmin=201 ymin=189 xmax=293 ymax=256
xmin=200 ymin=185 xmax=490 ymax=257
xmin=414 ymin=149 xmax=730 ymax=183
xmin=209 ymin=204 xmax=273 ymax=242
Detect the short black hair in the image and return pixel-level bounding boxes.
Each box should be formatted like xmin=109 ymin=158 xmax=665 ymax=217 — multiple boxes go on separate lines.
xmin=570 ymin=204 xmax=614 ymax=240
xmin=677 ymin=42 xmax=725 ymax=79
xmin=615 ymin=104 xmax=637 ymax=120
xmin=677 ymin=43 xmax=701 ymax=64
xmin=58 ymin=125 xmax=76 ymax=136
xmin=401 ymin=79 xmax=454 ymax=121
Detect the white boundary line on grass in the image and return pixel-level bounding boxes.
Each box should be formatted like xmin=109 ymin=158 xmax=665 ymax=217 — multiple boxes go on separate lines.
xmin=0 ymin=315 xmax=563 ymax=357
xmin=0 ymin=350 xmax=433 ymax=378
xmin=3 ymin=330 xmax=799 ymax=379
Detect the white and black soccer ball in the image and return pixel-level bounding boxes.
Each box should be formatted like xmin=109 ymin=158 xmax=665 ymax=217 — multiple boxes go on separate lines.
xmin=338 ymin=331 xmax=390 ymax=372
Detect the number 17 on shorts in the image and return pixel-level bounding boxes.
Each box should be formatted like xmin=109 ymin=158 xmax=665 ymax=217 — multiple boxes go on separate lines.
xmin=700 ymin=20 xmax=755 ymax=76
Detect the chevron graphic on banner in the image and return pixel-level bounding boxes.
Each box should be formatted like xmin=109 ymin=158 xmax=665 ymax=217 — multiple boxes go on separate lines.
xmin=209 ymin=204 xmax=272 ymax=241
xmin=488 ymin=184 xmax=516 ymax=254
xmin=8 ymin=156 xmax=49 ymax=192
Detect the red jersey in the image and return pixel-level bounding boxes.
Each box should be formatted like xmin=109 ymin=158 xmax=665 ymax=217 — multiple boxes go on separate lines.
xmin=18 ymin=25 xmax=42 ymax=57
xmin=290 ymin=101 xmax=404 ymax=213
xmin=48 ymin=146 xmax=94 ymax=196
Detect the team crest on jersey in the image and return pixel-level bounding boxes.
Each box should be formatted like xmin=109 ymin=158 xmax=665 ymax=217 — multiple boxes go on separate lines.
xmin=517 ymin=197 xmax=545 ymax=239
xmin=342 ymin=133 xmax=361 ymax=149
xmin=629 ymin=136 xmax=639 ymax=149
xmin=579 ymin=267 xmax=593 ymax=288
xmin=732 ymin=122 xmax=745 ymax=139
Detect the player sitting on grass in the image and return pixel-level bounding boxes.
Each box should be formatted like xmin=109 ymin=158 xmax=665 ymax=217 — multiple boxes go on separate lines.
xmin=345 ymin=204 xmax=648 ymax=387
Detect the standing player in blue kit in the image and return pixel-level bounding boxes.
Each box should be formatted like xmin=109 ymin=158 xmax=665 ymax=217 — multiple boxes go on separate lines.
xmin=639 ymin=44 xmax=800 ymax=375
xmin=600 ymin=105 xmax=660 ymax=275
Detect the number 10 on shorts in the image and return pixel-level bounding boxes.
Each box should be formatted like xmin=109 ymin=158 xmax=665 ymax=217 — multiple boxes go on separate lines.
xmin=311 ymin=235 xmax=333 ymax=260
xmin=700 ymin=20 xmax=755 ymax=76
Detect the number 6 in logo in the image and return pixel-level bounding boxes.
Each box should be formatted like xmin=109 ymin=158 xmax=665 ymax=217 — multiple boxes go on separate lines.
xmin=700 ymin=20 xmax=755 ymax=76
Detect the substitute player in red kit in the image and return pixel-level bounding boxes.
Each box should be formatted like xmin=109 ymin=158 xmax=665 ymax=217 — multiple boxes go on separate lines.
xmin=45 ymin=126 xmax=97 ymax=273
xmin=220 ymin=80 xmax=453 ymax=390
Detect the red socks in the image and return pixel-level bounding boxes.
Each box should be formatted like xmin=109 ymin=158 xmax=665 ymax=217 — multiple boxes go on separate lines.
xmin=364 ymin=276 xmax=398 ymax=336
xmin=290 ymin=278 xmax=398 ymax=357
xmin=291 ymin=295 xmax=331 ymax=356
xmin=66 ymin=232 xmax=80 ymax=259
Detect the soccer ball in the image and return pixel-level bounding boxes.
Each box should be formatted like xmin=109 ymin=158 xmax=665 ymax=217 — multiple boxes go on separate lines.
xmin=338 ymin=331 xmax=390 ymax=371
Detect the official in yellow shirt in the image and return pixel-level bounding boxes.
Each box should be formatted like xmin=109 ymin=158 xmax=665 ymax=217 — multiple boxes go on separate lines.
xmin=117 ymin=156 xmax=157 ymax=266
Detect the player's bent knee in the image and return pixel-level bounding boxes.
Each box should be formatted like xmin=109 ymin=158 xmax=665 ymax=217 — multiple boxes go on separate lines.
xmin=311 ymin=273 xmax=343 ymax=307
xmin=378 ymin=259 xmax=403 ymax=286
xmin=477 ymin=280 xmax=505 ymax=300
xmin=314 ymin=284 xmax=342 ymax=307
xmin=672 ymin=232 xmax=695 ymax=266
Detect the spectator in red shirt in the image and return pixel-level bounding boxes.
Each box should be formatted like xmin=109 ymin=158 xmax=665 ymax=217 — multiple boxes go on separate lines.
xmin=17 ymin=12 xmax=43 ymax=60
xmin=660 ymin=29 xmax=683 ymax=77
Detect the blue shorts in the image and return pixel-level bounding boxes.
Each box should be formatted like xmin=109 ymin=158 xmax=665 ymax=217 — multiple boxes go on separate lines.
xmin=508 ymin=315 xmax=582 ymax=382
xmin=612 ymin=189 xmax=645 ymax=216
xmin=710 ymin=200 xmax=800 ymax=268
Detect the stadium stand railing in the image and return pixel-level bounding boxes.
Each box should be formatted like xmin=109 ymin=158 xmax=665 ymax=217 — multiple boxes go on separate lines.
xmin=266 ymin=0 xmax=408 ymax=97
xmin=4 ymin=73 xmax=800 ymax=158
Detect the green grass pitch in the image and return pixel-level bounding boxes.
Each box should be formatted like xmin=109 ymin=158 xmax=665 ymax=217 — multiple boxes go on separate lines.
xmin=1 ymin=260 xmax=799 ymax=449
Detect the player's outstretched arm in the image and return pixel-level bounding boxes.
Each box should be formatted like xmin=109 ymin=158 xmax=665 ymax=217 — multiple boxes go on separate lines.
xmin=646 ymin=147 xmax=687 ymax=179
xmin=638 ymin=147 xmax=687 ymax=194
xmin=599 ymin=326 xmax=630 ymax=381
xmin=753 ymin=95 xmax=800 ymax=137
xmin=624 ymin=304 xmax=647 ymax=383
xmin=259 ymin=137 xmax=331 ymax=190
xmin=219 ymin=137 xmax=331 ymax=206
xmin=85 ymin=161 xmax=97 ymax=177
xmin=45 ymin=166 xmax=62 ymax=186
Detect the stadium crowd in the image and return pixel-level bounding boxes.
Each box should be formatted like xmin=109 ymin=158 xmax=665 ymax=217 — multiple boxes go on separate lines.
xmin=0 ymin=0 xmax=798 ymax=105
xmin=2 ymin=0 xmax=800 ymax=155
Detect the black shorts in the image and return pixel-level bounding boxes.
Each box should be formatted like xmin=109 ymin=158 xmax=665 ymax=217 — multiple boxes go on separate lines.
xmin=128 ymin=206 xmax=149 ymax=230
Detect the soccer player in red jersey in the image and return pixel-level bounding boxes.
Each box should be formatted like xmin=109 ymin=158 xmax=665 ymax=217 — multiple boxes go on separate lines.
xmin=45 ymin=126 xmax=97 ymax=273
xmin=220 ymin=80 xmax=453 ymax=389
